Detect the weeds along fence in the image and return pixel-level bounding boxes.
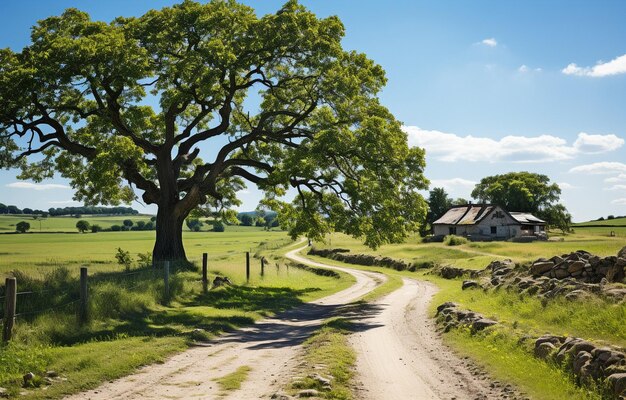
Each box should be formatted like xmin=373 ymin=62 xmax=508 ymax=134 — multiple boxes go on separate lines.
xmin=0 ymin=251 xmax=267 ymax=343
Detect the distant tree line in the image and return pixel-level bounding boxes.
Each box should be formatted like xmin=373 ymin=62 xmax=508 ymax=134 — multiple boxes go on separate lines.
xmin=0 ymin=203 xmax=47 ymax=215
xmin=0 ymin=203 xmax=138 ymax=216
xmin=48 ymin=206 xmax=139 ymax=216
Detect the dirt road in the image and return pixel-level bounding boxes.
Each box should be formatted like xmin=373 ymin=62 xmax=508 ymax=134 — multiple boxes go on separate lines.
xmin=66 ymin=246 xmax=385 ymax=400
xmin=67 ymin=246 xmax=501 ymax=400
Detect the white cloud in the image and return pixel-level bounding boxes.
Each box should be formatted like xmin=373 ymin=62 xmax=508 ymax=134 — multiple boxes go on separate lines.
xmin=612 ymin=198 xmax=626 ymax=205
xmin=562 ymin=54 xmax=626 ymax=77
xmin=6 ymin=182 xmax=70 ymax=191
xmin=518 ymin=65 xmax=529 ymax=73
xmin=430 ymin=178 xmax=477 ymax=191
xmin=558 ymin=182 xmax=577 ymax=190
xmin=404 ymin=127 xmax=623 ymax=163
xmin=573 ymin=132 xmax=624 ymax=153
xmin=569 ymin=162 xmax=626 ymax=175
xmin=606 ymin=184 xmax=626 ymax=191
xmin=606 ymin=174 xmax=626 ymax=183
xmin=481 ymin=38 xmax=497 ymax=47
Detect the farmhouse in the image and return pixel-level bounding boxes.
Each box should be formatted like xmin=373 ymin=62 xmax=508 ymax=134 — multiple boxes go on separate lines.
xmin=432 ymin=204 xmax=546 ymax=240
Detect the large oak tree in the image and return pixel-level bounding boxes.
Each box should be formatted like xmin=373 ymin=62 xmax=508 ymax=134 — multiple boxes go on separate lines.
xmin=0 ymin=0 xmax=428 ymax=262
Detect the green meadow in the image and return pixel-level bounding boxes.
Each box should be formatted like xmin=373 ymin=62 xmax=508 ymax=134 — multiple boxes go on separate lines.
xmin=0 ymin=220 xmax=354 ymax=399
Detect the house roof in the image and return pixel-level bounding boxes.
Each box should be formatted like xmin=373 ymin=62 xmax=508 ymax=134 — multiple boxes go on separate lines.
xmin=509 ymin=212 xmax=546 ymax=225
xmin=433 ymin=204 xmax=545 ymax=226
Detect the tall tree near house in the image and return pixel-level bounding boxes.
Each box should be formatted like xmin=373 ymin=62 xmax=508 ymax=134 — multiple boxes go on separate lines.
xmin=471 ymin=172 xmax=570 ymax=231
xmin=0 ymin=0 xmax=428 ymax=262
xmin=427 ymin=187 xmax=452 ymax=225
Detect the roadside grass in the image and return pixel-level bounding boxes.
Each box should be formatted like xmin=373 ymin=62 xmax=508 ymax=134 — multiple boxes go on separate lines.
xmin=290 ymin=318 xmax=355 ymax=400
xmin=0 ymin=235 xmax=353 ymax=399
xmin=445 ymin=327 xmax=602 ymax=400
xmin=215 ymin=366 xmax=252 ymax=391
xmin=422 ymin=274 xmax=626 ymax=348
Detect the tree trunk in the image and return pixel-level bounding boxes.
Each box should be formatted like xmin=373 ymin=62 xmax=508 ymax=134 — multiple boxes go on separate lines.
xmin=153 ymin=204 xmax=187 ymax=263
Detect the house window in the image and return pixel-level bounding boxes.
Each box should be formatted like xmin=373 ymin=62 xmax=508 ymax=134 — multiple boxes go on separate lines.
xmin=490 ymin=226 xmax=497 ymax=235
xmin=449 ymin=227 xmax=456 ymax=235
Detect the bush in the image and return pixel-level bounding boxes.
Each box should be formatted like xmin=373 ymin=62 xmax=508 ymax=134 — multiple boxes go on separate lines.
xmin=137 ymin=252 xmax=152 ymax=268
xmin=186 ymin=218 xmax=203 ymax=232
xmin=444 ymin=234 xmax=468 ymax=246
xmin=91 ymin=224 xmax=102 ymax=233
xmin=213 ymin=221 xmax=225 ymax=232
xmin=76 ymin=220 xmax=91 ymax=233
xmin=110 ymin=224 xmax=122 ymax=231
xmin=115 ymin=247 xmax=133 ymax=271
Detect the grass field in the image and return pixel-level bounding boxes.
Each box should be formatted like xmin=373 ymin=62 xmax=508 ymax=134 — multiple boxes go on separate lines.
xmin=573 ymin=216 xmax=626 ymax=227
xmin=0 ymin=214 xmax=154 ymax=232
xmin=0 ymin=228 xmax=353 ymax=399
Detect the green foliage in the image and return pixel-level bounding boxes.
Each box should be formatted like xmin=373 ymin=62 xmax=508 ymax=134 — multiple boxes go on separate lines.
xmin=136 ymin=252 xmax=152 ymax=268
xmin=91 ymin=224 xmax=102 ymax=233
xmin=537 ymin=203 xmax=573 ymax=233
xmin=15 ymin=220 xmax=30 ymax=233
xmin=76 ymin=219 xmax=91 ymax=233
xmin=0 ymin=0 xmax=427 ymax=260
xmin=238 ymin=214 xmax=255 ymax=226
xmin=444 ymin=234 xmax=468 ymax=246
xmin=212 ymin=221 xmax=225 ymax=232
xmin=471 ymin=172 xmax=561 ymax=212
xmin=110 ymin=224 xmax=122 ymax=232
xmin=185 ymin=218 xmax=203 ymax=232
xmin=115 ymin=247 xmax=133 ymax=271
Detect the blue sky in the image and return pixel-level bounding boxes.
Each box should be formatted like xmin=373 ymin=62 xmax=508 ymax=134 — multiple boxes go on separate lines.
xmin=1 ymin=0 xmax=626 ymax=221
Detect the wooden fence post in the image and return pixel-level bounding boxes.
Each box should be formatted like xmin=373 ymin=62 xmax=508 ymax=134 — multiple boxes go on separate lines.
xmin=202 ymin=253 xmax=208 ymax=293
xmin=79 ymin=267 xmax=89 ymax=324
xmin=2 ymin=277 xmax=16 ymax=343
xmin=246 ymin=252 xmax=250 ymax=282
xmin=261 ymin=257 xmax=265 ymax=276
xmin=164 ymin=261 xmax=170 ymax=302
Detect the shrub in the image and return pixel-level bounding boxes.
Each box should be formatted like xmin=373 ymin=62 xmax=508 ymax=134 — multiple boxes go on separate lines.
xmin=186 ymin=218 xmax=203 ymax=232
xmin=110 ymin=224 xmax=122 ymax=231
xmin=91 ymin=224 xmax=102 ymax=233
xmin=115 ymin=247 xmax=133 ymax=271
xmin=444 ymin=234 xmax=468 ymax=246
xmin=213 ymin=221 xmax=225 ymax=232
xmin=137 ymin=252 xmax=152 ymax=268
xmin=76 ymin=220 xmax=91 ymax=233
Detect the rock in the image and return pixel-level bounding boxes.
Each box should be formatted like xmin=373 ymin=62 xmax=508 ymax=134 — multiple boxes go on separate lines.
xmin=604 ymin=288 xmax=626 ymax=301
xmin=606 ymin=373 xmax=626 ymax=397
xmin=310 ymin=373 xmax=331 ymax=387
xmin=23 ymin=372 xmax=35 ymax=386
xmin=567 ymin=261 xmax=586 ymax=274
xmin=471 ymin=318 xmax=498 ymax=331
xmin=530 ymin=261 xmax=554 ymax=275
xmin=0 ymin=387 xmax=7 ymax=398
xmin=212 ymin=276 xmax=232 ymax=287
xmin=618 ymin=246 xmax=626 ymax=259
xmin=534 ymin=342 xmax=556 ymax=359
xmin=297 ymin=389 xmax=320 ymax=397
xmin=565 ymin=290 xmax=590 ymax=301
xmin=271 ymin=393 xmax=294 ymax=400
xmin=462 ymin=280 xmax=479 ymax=290
xmin=554 ymin=268 xmax=569 ymax=279
xmin=440 ymin=266 xmax=468 ymax=279
xmin=436 ymin=302 xmax=457 ymax=314
xmin=45 ymin=371 xmax=58 ymax=378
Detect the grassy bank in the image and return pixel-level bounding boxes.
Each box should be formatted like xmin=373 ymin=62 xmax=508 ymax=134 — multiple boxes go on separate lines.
xmin=307 ymin=232 xmax=626 ymax=399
